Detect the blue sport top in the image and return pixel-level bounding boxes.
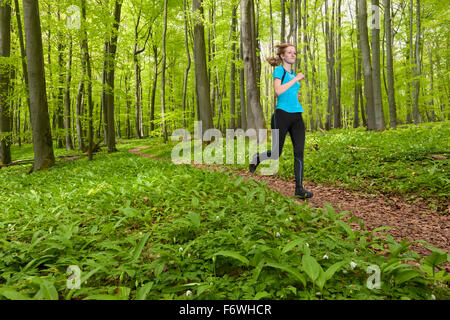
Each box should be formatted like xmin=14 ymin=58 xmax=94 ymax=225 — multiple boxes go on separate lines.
xmin=273 ymin=65 xmax=304 ymax=113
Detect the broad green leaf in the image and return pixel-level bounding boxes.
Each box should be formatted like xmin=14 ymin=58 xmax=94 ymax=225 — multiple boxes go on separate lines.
xmin=335 ymin=220 xmax=355 ymax=239
xmin=395 ymin=270 xmax=422 ymax=285
xmin=424 ymin=251 xmax=447 ymax=268
xmin=0 ymin=288 xmax=31 ymax=300
xmin=282 ymin=238 xmax=304 ymax=254
xmin=40 ymin=281 xmax=59 ymax=300
xmin=264 ymin=262 xmax=306 ymax=287
xmin=191 ymin=197 xmax=199 ymax=208
xmin=213 ymin=250 xmax=249 ymax=266
xmin=324 ymin=261 xmax=346 ymax=281
xmin=132 ymin=232 xmax=151 ymax=262
xmin=136 ymin=282 xmax=154 ymax=300
xmin=188 ymin=211 xmax=201 ymax=228
xmin=302 ymin=255 xmax=323 ymax=282
xmin=254 ymin=291 xmax=271 ymax=300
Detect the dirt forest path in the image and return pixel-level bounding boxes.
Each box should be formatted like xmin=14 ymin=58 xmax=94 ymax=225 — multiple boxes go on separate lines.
xmin=129 ymin=146 xmax=449 ymax=270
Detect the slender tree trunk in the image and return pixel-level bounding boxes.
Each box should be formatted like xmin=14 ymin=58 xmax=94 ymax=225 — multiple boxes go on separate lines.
xmin=193 ymin=0 xmax=214 ymax=132
xmin=182 ymin=0 xmax=191 ymax=129
xmin=371 ymin=0 xmax=385 ymax=130
xmin=105 ymin=0 xmax=122 ymax=153
xmin=384 ymin=0 xmax=397 ymax=129
xmin=428 ymin=48 xmax=435 ymax=122
xmin=239 ymin=39 xmax=246 ymax=130
xmin=14 ymin=0 xmax=30 ymax=116
xmin=22 ymin=0 xmax=55 ymax=171
xmin=412 ymin=0 xmax=421 ymax=124
xmin=357 ymin=0 xmax=375 ymax=130
xmin=125 ymin=73 xmax=131 ymax=138
xmin=230 ymin=6 xmax=238 ymax=130
xmin=101 ymin=41 xmax=108 ymax=143
xmin=64 ymin=35 xmax=74 ymax=150
xmin=75 ymin=64 xmax=85 ymax=151
xmin=80 ymin=0 xmax=94 ymax=160
xmin=280 ymin=0 xmax=286 ymax=43
xmin=149 ymin=44 xmax=158 ymax=132
xmin=324 ymin=0 xmax=336 ymax=130
xmin=0 ymin=1 xmax=12 ymax=165
xmin=160 ymin=0 xmax=168 ymax=142
xmin=241 ymin=0 xmax=266 ymax=132
xmin=335 ymin=0 xmax=342 ymax=128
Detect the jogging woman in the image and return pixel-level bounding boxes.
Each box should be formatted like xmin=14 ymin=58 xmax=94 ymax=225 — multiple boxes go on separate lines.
xmin=249 ymin=43 xmax=313 ymax=199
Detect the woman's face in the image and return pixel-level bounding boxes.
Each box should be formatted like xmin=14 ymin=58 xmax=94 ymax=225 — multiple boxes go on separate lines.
xmin=281 ymin=46 xmax=297 ymax=65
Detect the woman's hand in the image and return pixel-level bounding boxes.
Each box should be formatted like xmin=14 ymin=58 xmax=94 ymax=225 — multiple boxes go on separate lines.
xmin=295 ymin=73 xmax=305 ymax=81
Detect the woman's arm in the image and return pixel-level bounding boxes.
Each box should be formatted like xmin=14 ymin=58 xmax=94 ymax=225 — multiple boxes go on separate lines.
xmin=274 ymin=72 xmax=304 ymax=96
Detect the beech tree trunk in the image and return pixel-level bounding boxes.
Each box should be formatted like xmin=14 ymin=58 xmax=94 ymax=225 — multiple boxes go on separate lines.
xmin=160 ymin=0 xmax=168 ymax=142
xmin=22 ymin=0 xmax=55 ymax=171
xmin=240 ymin=0 xmax=266 ymax=132
xmin=104 ymin=0 xmax=122 ymax=153
xmin=371 ymin=0 xmax=385 ymax=130
xmin=384 ymin=0 xmax=397 ymax=129
xmin=412 ymin=0 xmax=421 ymax=124
xmin=64 ymin=35 xmax=74 ymax=150
xmin=0 ymin=1 xmax=12 ymax=165
xmin=192 ymin=0 xmax=214 ymax=131
xmin=357 ymin=0 xmax=375 ymax=130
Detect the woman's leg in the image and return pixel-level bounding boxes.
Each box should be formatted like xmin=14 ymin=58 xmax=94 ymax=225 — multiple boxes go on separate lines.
xmin=250 ymin=109 xmax=289 ymax=172
xmin=289 ymin=113 xmax=313 ymax=198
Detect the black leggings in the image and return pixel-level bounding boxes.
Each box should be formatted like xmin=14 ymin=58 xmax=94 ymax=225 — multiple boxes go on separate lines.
xmin=251 ymin=108 xmax=306 ymax=188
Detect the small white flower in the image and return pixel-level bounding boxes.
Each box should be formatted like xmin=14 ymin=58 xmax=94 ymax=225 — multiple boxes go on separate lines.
xmin=289 ymin=217 xmax=293 ymax=221
xmin=8 ymin=224 xmax=12 ymax=227
xmin=216 ymin=216 xmax=219 ymax=220
xmin=188 ymin=253 xmax=191 ymax=258
xmin=276 ymin=232 xmax=280 ymax=237
xmin=271 ymin=199 xmax=275 ymax=203
xmin=322 ymin=254 xmax=329 ymax=259
xmin=430 ymin=294 xmax=436 ymax=300
xmin=179 ymin=247 xmax=183 ymax=252
xmin=305 ymin=243 xmax=309 ymax=247
xmin=350 ymin=261 xmax=357 ymax=269
xmin=185 ymin=290 xmax=192 ymax=296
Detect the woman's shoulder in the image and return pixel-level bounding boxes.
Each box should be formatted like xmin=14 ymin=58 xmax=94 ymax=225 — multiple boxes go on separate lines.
xmin=273 ymin=65 xmax=285 ymax=78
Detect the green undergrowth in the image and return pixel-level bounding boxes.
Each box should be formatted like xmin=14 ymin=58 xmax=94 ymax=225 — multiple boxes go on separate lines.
xmin=0 ymin=146 xmax=448 ymax=300
xmin=139 ymin=121 xmax=449 ymax=211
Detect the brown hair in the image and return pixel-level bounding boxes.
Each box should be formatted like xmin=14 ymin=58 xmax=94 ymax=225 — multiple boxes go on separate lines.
xmin=266 ymin=43 xmax=296 ymax=66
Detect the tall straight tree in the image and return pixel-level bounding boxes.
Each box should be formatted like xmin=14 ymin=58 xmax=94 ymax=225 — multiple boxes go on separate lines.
xmin=182 ymin=0 xmax=191 ymax=129
xmin=229 ymin=5 xmax=238 ymax=130
xmin=13 ymin=0 xmax=30 ymax=115
xmin=22 ymin=0 xmax=55 ymax=171
xmin=192 ymin=0 xmax=213 ymax=131
xmin=104 ymin=0 xmax=122 ymax=153
xmin=80 ymin=0 xmax=94 ymax=160
xmin=0 ymin=0 xmax=12 ymax=165
xmin=384 ymin=0 xmax=397 ymax=129
xmin=371 ymin=0 xmax=385 ymax=130
xmin=412 ymin=0 xmax=421 ymax=124
xmin=240 ymin=0 xmax=266 ymax=131
xmin=160 ymin=0 xmax=168 ymax=142
xmin=64 ymin=35 xmax=74 ymax=150
xmin=357 ymin=0 xmax=375 ymax=130
xmin=324 ymin=0 xmax=336 ymax=130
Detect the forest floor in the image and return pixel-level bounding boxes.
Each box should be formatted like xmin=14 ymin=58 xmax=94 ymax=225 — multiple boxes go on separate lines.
xmin=129 ymin=145 xmax=449 ymax=272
